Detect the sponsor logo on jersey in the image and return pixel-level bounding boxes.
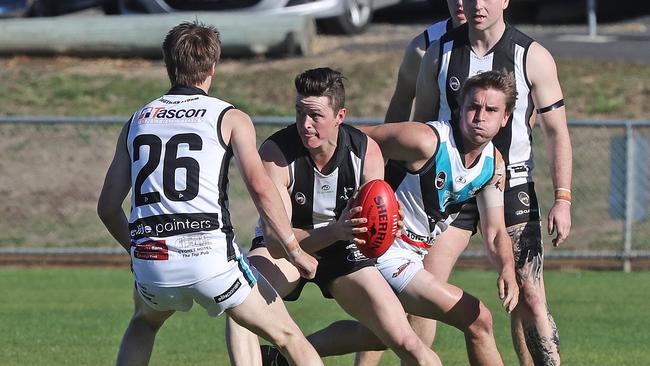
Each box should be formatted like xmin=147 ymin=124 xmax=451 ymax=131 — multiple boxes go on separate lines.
xmin=214 ymin=279 xmax=241 ymax=303
xmin=435 ymin=171 xmax=447 ymax=190
xmin=158 ymin=96 xmax=199 ymax=104
xmin=518 ymin=191 xmax=530 ymax=207
xmin=138 ymin=107 xmax=207 ymax=120
xmin=294 ymin=192 xmax=306 ymax=205
xmin=129 ymin=213 xmax=220 ymax=239
xmin=449 ymin=76 xmax=461 ymax=91
xmin=132 ymin=240 xmax=169 ymax=260
xmin=455 ymin=176 xmax=467 ymax=184
xmin=318 ymin=184 xmax=334 ymax=195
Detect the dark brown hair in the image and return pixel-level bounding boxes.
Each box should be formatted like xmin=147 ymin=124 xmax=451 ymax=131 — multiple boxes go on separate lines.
xmin=294 ymin=67 xmax=346 ymax=113
xmin=459 ymin=70 xmax=517 ymax=114
xmin=162 ymin=21 xmax=221 ymax=87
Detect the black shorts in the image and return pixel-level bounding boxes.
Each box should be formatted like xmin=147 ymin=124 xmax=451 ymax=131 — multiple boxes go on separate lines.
xmin=249 ymin=236 xmax=375 ymax=301
xmin=450 ymin=182 xmax=542 ymax=232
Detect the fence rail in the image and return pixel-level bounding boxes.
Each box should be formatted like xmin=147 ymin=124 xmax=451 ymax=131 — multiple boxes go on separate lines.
xmin=1 ymin=116 xmax=648 ymax=271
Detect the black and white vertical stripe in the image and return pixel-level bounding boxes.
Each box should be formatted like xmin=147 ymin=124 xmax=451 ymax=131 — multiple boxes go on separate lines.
xmin=435 ymin=24 xmax=535 ymax=188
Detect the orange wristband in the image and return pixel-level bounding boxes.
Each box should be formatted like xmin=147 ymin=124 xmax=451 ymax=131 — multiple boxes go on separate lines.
xmin=555 ymin=188 xmax=571 ymax=202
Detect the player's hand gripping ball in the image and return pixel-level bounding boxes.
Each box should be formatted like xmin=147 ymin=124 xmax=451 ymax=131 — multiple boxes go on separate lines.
xmin=352 ymin=179 xmax=400 ymax=258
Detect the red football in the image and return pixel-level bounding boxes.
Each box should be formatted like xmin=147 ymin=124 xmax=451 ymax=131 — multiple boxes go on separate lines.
xmin=352 ymin=179 xmax=400 ymax=258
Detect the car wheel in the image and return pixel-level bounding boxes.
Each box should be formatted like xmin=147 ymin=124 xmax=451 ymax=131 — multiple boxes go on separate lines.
xmin=101 ymin=0 xmax=120 ymax=14
xmin=318 ymin=0 xmax=373 ymax=35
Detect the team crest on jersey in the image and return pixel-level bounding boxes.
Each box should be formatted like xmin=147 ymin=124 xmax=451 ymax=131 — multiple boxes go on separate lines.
xmin=449 ymin=76 xmax=461 ymax=91
xmin=294 ymin=192 xmax=306 ymax=205
xmin=518 ymin=191 xmax=530 ymax=207
xmin=435 ymin=171 xmax=447 ymax=190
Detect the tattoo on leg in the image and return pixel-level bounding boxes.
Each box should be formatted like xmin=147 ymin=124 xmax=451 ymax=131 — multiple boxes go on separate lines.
xmin=524 ymin=324 xmax=557 ymax=366
xmin=548 ymin=309 xmax=560 ymax=355
xmin=509 ymin=222 xmax=543 ymax=285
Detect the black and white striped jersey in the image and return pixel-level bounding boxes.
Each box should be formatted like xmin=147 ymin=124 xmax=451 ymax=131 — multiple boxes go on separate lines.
xmin=127 ymin=86 xmax=240 ymax=286
xmin=267 ymin=123 xmax=367 ymax=258
xmin=434 ymin=23 xmax=535 ymax=188
xmin=423 ymin=18 xmax=453 ymax=50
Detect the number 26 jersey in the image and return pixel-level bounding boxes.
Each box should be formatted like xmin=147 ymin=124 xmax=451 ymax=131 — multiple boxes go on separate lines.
xmin=126 ymin=86 xmax=239 ymax=287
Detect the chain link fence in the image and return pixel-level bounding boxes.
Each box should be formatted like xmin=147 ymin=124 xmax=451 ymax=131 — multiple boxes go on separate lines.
xmin=1 ymin=117 xmax=648 ymax=269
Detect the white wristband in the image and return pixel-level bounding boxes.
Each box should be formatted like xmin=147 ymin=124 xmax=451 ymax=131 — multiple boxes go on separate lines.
xmin=283 ymin=233 xmax=296 ymax=246
xmin=287 ymin=247 xmax=302 ymax=258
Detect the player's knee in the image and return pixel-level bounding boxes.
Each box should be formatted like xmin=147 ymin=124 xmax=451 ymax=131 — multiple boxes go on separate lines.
xmin=468 ymin=303 xmax=494 ymax=339
xmin=519 ymin=281 xmax=545 ymax=312
xmin=131 ymin=311 xmax=167 ymax=332
xmin=385 ymin=331 xmax=423 ymax=356
xmin=268 ymin=324 xmax=304 ymax=351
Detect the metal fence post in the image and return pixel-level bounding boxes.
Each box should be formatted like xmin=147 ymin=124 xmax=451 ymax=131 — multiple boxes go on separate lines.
xmin=623 ymin=122 xmax=635 ymax=272
xmin=587 ymin=0 xmax=597 ymax=38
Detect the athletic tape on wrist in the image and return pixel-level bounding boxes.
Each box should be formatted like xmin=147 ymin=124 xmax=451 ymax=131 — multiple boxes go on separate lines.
xmin=555 ymin=199 xmax=572 ymax=206
xmin=554 ymin=189 xmax=572 ymax=202
xmin=287 ymin=247 xmax=302 ymax=258
xmin=537 ymin=99 xmax=565 ymax=114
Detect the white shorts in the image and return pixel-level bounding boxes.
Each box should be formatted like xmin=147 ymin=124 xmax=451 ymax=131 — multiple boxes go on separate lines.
xmin=135 ymin=256 xmax=258 ymax=317
xmin=376 ymin=245 xmax=425 ymax=294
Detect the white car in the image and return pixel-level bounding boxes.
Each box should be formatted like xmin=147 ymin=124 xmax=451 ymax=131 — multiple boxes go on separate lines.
xmin=103 ymin=0 xmax=404 ymax=34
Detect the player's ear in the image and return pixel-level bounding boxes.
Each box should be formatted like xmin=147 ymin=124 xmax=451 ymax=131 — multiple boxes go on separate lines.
xmin=501 ymin=112 xmax=510 ymax=127
xmin=335 ymin=107 xmax=347 ymax=126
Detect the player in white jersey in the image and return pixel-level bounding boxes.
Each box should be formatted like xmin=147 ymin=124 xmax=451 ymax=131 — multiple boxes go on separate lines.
xmin=97 ymin=21 xmax=323 ymax=366
xmin=384 ymin=0 xmax=465 ymax=123
xmin=414 ymin=1 xmax=572 ymax=364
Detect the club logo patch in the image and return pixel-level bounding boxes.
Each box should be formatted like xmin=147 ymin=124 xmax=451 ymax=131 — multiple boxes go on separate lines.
xmin=294 ymin=192 xmax=306 ymax=205
xmin=518 ymin=191 xmax=530 ymax=207
xmin=435 ymin=171 xmax=447 ymax=190
xmin=449 ymin=76 xmax=461 ymax=91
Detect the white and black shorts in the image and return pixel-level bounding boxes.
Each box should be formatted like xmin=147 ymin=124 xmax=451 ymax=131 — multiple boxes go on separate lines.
xmin=135 ymin=256 xmax=258 ymax=317
xmin=375 ymin=244 xmax=425 ymax=294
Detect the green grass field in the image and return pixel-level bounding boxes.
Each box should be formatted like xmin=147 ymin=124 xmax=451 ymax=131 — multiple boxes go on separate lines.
xmin=3 ymin=268 xmax=649 ymax=365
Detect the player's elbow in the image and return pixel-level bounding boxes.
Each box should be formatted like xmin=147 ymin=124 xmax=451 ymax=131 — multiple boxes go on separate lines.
xmin=96 ymin=196 xmax=117 ymax=223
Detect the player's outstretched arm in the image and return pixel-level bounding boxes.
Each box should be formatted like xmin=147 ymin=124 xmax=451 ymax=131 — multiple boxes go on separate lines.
xmin=528 ymin=42 xmax=573 ymax=246
xmin=97 ymin=121 xmax=133 ymax=252
xmin=226 ymin=109 xmax=317 ymax=278
xmin=359 ymin=122 xmax=437 ymax=169
xmin=413 ymin=40 xmax=442 ymax=123
xmin=385 ymin=34 xmax=428 ymax=123
xmin=476 ymin=153 xmax=518 ymax=313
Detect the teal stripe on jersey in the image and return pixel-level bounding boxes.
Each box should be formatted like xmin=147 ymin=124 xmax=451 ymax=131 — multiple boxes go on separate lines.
xmin=237 ymin=256 xmax=257 ymax=288
xmin=456 ymin=156 xmax=495 ymax=200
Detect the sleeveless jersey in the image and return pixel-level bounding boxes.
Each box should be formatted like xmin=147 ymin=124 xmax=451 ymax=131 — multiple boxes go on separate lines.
xmin=267 ymin=123 xmax=367 ymax=260
xmin=385 ymin=120 xmax=496 ymax=254
xmin=423 ymin=18 xmax=452 ymax=50
xmin=127 ymin=86 xmax=240 ymax=287
xmin=434 ymin=23 xmax=535 ymax=188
